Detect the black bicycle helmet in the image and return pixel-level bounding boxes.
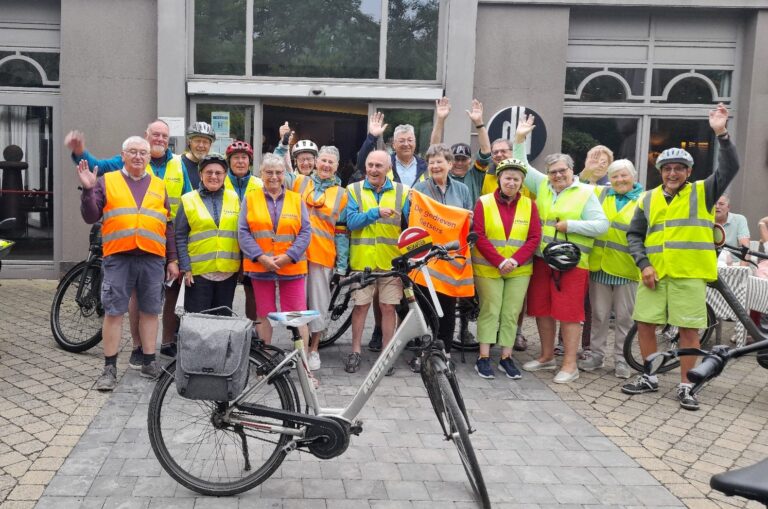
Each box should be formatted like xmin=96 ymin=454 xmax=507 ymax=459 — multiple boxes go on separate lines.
xmin=198 ymin=152 xmax=228 ymax=172
xmin=542 ymin=241 xmax=581 ymax=271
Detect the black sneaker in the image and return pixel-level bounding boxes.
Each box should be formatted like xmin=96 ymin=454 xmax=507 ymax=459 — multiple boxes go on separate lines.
xmin=160 ymin=343 xmax=177 ymax=358
xmin=513 ymin=334 xmax=528 ymax=352
xmin=621 ymin=375 xmax=659 ymax=395
xmin=368 ymin=328 xmax=382 ymax=352
xmin=498 ymin=357 xmax=522 ymax=380
xmin=344 ymin=352 xmax=361 ymax=373
xmin=475 ymin=357 xmax=494 ymax=379
xmin=128 ymin=346 xmax=143 ymax=370
xmin=95 ymin=365 xmax=118 ymax=391
xmin=140 ymin=360 xmax=162 ymax=380
xmin=677 ymin=384 xmax=699 ymax=411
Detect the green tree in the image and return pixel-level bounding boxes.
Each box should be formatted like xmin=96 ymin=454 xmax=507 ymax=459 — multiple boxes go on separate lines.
xmin=386 ymin=0 xmax=438 ymax=80
xmin=194 ymin=0 xmax=247 ymax=75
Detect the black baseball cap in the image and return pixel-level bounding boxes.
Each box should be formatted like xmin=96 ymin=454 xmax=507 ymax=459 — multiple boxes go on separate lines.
xmin=451 ymin=143 xmax=471 ymax=159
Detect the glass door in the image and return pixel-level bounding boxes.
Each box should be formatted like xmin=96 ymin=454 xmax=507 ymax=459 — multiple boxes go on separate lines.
xmin=0 ymin=104 xmax=54 ymax=260
xmin=562 ymin=116 xmax=640 ymax=177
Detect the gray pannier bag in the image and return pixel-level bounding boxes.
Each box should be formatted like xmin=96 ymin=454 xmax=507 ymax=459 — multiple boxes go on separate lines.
xmin=174 ymin=285 xmax=253 ymax=401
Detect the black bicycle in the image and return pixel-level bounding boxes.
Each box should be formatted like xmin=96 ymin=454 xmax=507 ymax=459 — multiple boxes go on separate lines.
xmin=50 ymin=222 xmax=104 ymax=352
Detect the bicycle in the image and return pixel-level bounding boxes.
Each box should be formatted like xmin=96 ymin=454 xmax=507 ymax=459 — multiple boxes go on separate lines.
xmin=50 ymin=222 xmax=104 ymax=352
xmin=146 ymin=235 xmax=491 ymax=507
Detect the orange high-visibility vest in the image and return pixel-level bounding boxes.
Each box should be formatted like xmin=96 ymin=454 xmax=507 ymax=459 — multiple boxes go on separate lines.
xmin=293 ymin=175 xmax=348 ymax=268
xmin=102 ymin=171 xmax=168 ymax=257
xmin=242 ymin=189 xmax=307 ymax=276
xmin=408 ymin=191 xmax=474 ymax=297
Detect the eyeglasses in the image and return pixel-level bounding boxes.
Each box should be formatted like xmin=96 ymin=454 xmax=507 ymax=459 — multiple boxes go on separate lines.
xmin=202 ymin=171 xmax=225 ymax=177
xmin=125 ymin=149 xmax=150 ymax=157
xmin=548 ymin=168 xmax=570 ymax=176
xmin=660 ymin=166 xmax=689 ymax=174
xmin=491 ymin=149 xmax=511 ymax=156
xmin=262 ymin=170 xmax=285 ymax=177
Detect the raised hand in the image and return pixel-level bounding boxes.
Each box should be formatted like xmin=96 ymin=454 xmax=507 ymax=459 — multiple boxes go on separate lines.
xmin=76 ymin=159 xmax=98 ymax=190
xmin=65 ymin=130 xmax=86 ymax=156
xmin=368 ymin=111 xmax=388 ymax=138
xmin=515 ymin=114 xmax=536 ymax=143
xmin=465 ymin=99 xmax=483 ymax=126
xmin=435 ymin=97 xmax=451 ymax=120
xmin=709 ymin=103 xmax=729 ymax=136
xmin=279 ymin=122 xmax=291 ymax=139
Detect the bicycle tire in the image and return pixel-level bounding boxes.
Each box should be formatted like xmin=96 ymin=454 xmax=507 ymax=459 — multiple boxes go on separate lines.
xmin=436 ymin=372 xmax=490 ymax=508
xmin=50 ymin=261 xmax=104 ymax=353
xmin=319 ymin=283 xmax=354 ymax=348
xmin=623 ymin=303 xmax=717 ymax=374
xmin=148 ymin=352 xmax=299 ymax=496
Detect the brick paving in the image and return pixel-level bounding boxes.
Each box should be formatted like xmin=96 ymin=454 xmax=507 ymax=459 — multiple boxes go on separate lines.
xmin=0 ymin=279 xmax=765 ymax=508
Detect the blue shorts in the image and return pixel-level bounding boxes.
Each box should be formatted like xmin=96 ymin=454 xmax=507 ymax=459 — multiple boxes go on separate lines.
xmin=101 ymin=254 xmax=165 ymax=316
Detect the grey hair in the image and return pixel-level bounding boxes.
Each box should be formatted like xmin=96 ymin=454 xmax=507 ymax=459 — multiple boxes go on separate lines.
xmin=491 ymin=138 xmax=512 ymax=150
xmin=607 ymin=158 xmax=636 ymax=178
xmin=425 ymin=143 xmax=454 ymax=163
xmin=318 ymin=145 xmax=340 ymax=162
xmin=122 ymin=136 xmax=149 ymax=151
xmin=146 ymin=119 xmax=169 ymax=133
xmin=544 ymin=153 xmax=574 ymax=171
xmin=393 ymin=124 xmax=415 ymax=139
xmin=718 ymin=194 xmax=730 ymax=205
xmin=260 ymin=153 xmax=285 ymax=171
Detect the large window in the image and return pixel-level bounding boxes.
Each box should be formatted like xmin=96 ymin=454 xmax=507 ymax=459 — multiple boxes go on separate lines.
xmin=193 ymin=0 xmax=441 ymax=81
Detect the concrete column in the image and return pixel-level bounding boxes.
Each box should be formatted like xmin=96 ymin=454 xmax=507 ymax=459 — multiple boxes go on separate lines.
xmin=442 ymin=1 xmax=479 ymax=145
xmin=157 ymin=0 xmax=187 ymax=120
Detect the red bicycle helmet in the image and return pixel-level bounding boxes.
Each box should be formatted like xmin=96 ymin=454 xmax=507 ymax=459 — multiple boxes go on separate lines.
xmin=226 ymin=140 xmax=254 ymax=162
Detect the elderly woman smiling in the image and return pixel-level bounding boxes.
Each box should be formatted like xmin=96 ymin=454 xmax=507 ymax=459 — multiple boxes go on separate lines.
xmin=238 ymin=153 xmax=311 ymax=344
xmin=578 ymin=159 xmax=644 ymax=378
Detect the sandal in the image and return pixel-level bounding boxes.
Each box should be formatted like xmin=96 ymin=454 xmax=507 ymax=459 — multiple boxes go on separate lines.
xmin=344 ymin=352 xmax=361 ymax=373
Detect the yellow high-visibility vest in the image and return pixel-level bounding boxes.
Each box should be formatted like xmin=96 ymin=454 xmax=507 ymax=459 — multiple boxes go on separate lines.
xmin=181 ymin=189 xmax=241 ymax=276
xmin=471 ymin=194 xmax=533 ymax=278
xmin=146 ymin=154 xmax=184 ymax=220
xmin=536 ymin=180 xmax=595 ymax=270
xmin=589 ymin=186 xmax=642 ymax=281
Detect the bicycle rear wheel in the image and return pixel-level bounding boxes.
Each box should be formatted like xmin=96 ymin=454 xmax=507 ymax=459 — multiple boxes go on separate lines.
xmin=319 ymin=283 xmax=354 ymax=348
xmin=436 ymin=372 xmax=490 ymax=508
xmin=50 ymin=261 xmax=104 ymax=353
xmin=623 ymin=303 xmax=717 ymax=374
xmin=147 ymin=352 xmax=299 ymax=496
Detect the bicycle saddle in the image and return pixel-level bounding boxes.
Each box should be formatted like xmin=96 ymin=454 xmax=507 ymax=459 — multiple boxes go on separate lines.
xmin=267 ymin=310 xmax=320 ymax=327
xmin=710 ymin=457 xmax=768 ymax=504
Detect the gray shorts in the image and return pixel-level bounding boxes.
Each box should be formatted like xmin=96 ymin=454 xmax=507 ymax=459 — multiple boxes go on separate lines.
xmin=101 ymin=254 xmax=165 ymax=316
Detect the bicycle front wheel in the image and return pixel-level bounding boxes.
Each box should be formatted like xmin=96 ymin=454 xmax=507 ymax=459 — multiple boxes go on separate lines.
xmin=623 ymin=303 xmax=717 ymax=374
xmin=147 ymin=353 xmax=299 ymax=496
xmin=319 ymin=283 xmax=354 ymax=348
xmin=436 ymin=373 xmax=490 ymax=508
xmin=50 ymin=261 xmax=103 ymax=353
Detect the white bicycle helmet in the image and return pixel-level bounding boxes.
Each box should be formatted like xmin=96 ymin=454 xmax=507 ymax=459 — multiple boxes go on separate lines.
xmin=291 ymin=139 xmax=318 ymax=157
xmin=186 ymin=122 xmax=216 ymax=142
xmin=655 ymin=148 xmax=694 ymax=170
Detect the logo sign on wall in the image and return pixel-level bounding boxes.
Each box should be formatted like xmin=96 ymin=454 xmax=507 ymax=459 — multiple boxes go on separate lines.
xmin=487 ymin=106 xmax=547 ymax=161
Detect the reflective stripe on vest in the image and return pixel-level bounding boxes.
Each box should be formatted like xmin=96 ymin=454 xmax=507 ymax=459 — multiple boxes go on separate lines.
xmin=294 ymin=175 xmax=348 ymax=268
xmin=471 ymin=194 xmax=533 ymax=278
xmin=224 ymin=174 xmax=263 ymax=196
xmin=146 ymin=154 xmax=184 ymax=220
xmin=640 ymin=181 xmax=716 ymax=281
xmin=408 ymin=190 xmax=475 ymax=297
xmin=181 ymin=189 xmax=241 ymax=276
xmin=349 ymin=180 xmax=408 ymax=271
xmin=242 ymin=189 xmax=307 ymax=276
xmin=102 ymin=172 xmax=168 ymax=257
xmin=588 ymin=187 xmax=642 ymax=281
xmin=536 ymin=181 xmax=595 ymax=270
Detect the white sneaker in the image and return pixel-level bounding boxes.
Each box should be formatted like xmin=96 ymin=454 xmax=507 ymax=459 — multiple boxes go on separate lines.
xmin=308 ymin=351 xmax=321 ymax=371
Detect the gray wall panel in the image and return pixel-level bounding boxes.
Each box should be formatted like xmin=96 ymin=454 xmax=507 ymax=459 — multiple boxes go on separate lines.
xmin=474 ymin=4 xmax=570 ymax=167
xmin=59 ymin=0 xmax=157 ymax=264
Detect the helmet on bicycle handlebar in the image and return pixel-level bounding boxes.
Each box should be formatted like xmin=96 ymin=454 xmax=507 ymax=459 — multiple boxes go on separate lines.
xmin=655 ymin=148 xmax=694 ymax=170
xmin=542 ymin=241 xmax=580 ymax=271
xmin=398 ymin=227 xmax=433 ymax=260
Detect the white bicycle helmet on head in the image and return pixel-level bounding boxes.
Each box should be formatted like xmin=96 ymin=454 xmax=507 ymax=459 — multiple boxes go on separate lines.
xmin=291 ymin=139 xmax=318 ymax=157
xmin=186 ymin=122 xmax=216 ymax=142
xmin=655 ymin=148 xmax=694 ymax=170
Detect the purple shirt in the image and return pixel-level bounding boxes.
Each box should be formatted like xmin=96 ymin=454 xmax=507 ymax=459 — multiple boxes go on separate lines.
xmin=238 ymin=186 xmax=311 ymax=280
xmin=80 ymin=170 xmax=178 ymax=260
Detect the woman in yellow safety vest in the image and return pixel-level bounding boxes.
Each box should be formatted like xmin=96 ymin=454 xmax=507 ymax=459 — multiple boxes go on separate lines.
xmin=577 ymin=159 xmax=643 ymax=379
xmin=175 ymin=153 xmax=241 ymax=314
xmin=471 ymin=159 xmax=542 ymax=380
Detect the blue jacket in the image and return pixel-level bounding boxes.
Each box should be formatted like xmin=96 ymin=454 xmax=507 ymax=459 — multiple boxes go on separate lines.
xmin=72 ymin=148 xmax=192 ymax=194
xmin=354 ymin=133 xmax=428 ymax=185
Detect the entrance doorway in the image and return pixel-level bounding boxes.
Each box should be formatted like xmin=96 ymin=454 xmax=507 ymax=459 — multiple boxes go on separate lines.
xmin=263 ymin=101 xmax=368 ymax=186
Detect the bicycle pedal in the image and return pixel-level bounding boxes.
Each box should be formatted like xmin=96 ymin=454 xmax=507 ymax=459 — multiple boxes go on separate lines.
xmin=350 ymin=420 xmax=363 ymax=436
xmin=281 ymin=440 xmax=298 ymax=454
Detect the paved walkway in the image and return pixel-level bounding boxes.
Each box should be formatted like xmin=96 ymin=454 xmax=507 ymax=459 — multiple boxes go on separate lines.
xmin=0 ymin=280 xmax=765 ymax=508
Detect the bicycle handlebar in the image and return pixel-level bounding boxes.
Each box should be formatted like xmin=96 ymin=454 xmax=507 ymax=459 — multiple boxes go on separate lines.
xmin=686 ymin=354 xmax=726 ymax=385
xmin=720 ymin=243 xmax=768 ymax=264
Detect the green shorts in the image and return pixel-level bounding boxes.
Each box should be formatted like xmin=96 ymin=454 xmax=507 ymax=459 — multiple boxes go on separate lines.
xmin=632 ymin=277 xmax=708 ymax=329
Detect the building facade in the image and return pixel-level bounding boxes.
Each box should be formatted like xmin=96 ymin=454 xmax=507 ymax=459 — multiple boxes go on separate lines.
xmin=1 ymin=0 xmax=767 ymax=277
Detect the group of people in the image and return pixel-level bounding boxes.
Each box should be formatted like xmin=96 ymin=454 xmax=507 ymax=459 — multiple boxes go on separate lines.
xmin=69 ymin=98 xmax=738 ymax=411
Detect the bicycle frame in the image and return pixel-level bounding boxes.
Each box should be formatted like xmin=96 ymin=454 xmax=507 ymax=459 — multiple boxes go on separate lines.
xmin=225 ymin=279 xmax=433 ymax=430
